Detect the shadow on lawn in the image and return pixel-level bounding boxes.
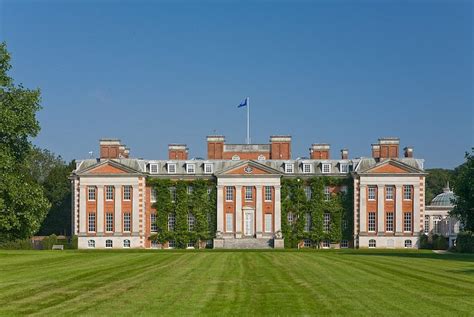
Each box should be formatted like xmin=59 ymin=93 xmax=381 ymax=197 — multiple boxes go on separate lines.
xmin=340 ymin=249 xmax=474 ymax=262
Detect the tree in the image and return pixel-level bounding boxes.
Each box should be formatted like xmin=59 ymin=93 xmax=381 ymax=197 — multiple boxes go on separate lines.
xmin=450 ymin=150 xmax=474 ymax=231
xmin=425 ymin=168 xmax=454 ymax=204
xmin=0 ymin=42 xmax=50 ymax=242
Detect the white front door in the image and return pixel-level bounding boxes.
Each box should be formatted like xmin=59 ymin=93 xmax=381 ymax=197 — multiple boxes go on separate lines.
xmin=244 ymin=212 xmax=254 ymax=236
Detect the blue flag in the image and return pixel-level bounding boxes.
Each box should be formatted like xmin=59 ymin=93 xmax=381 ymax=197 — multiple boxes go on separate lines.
xmin=238 ymin=98 xmax=248 ymax=108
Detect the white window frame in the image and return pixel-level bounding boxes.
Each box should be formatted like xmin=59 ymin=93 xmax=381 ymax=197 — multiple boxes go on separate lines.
xmin=424 ymin=215 xmax=430 ymax=234
xmin=150 ymin=163 xmax=159 ymax=174
xmin=186 ymin=163 xmax=195 ymax=174
xmin=151 ymin=240 xmax=159 ymax=249
xmin=123 ymin=185 xmax=132 ymax=201
xmin=88 ymin=186 xmax=96 ymax=201
xmin=188 ymin=213 xmax=195 ymax=232
xmin=304 ymin=186 xmax=312 ymax=200
xmin=106 ymin=212 xmax=113 ymax=232
xmin=167 ymin=163 xmax=177 ymax=174
xmin=105 ymin=239 xmax=113 ymax=248
xmin=150 ymin=213 xmax=157 ymax=232
xmin=168 ymin=213 xmax=176 ymax=231
xmin=232 ymin=155 xmax=240 ymax=161
xmin=369 ymin=239 xmax=376 ymax=248
xmin=150 ymin=188 xmax=157 ymax=203
xmin=168 ymin=240 xmax=176 ymax=249
xmin=123 ymin=239 xmax=131 ymax=248
xmin=187 ymin=242 xmax=195 ymax=249
xmin=258 ymin=155 xmax=266 ymax=161
xmin=88 ymin=239 xmax=95 ymax=248
xmin=169 ymin=187 xmax=176 ymax=202
xmin=225 ymin=213 xmax=233 ymax=232
xmin=264 ymin=186 xmax=272 ymax=202
xmin=323 ymin=213 xmax=330 ymax=232
xmin=204 ymin=163 xmax=213 ymax=174
xmin=304 ymin=213 xmax=311 ymax=232
xmin=322 ymin=163 xmax=331 ymax=174
xmin=225 ymin=186 xmax=234 ymax=202
xmin=404 ymin=239 xmax=412 ymax=248
xmin=340 ymin=163 xmax=349 ymax=173
xmin=385 ymin=186 xmax=394 ymax=200
xmin=123 ymin=212 xmax=131 ymax=232
xmin=403 ymin=185 xmax=412 ymax=200
xmin=386 ymin=212 xmax=394 ymax=232
xmin=264 ymin=213 xmax=272 ymax=233
xmin=340 ymin=240 xmax=348 ymax=248
xmin=88 ymin=212 xmax=96 ymax=232
xmin=287 ymin=212 xmax=294 ymax=226
xmin=187 ymin=186 xmax=193 ymax=195
xmin=324 ymin=186 xmax=331 ymax=201
xmin=285 ymin=163 xmax=294 ymax=174
xmin=368 ymin=212 xmax=376 ymax=232
xmin=404 ymin=212 xmax=412 ymax=232
xmin=322 ymin=240 xmax=330 ymax=248
xmin=303 ymin=239 xmax=312 ymax=248
xmin=368 ymin=186 xmax=376 ymax=200
xmin=105 ymin=186 xmax=114 ymax=201
xmin=245 ymin=186 xmax=253 ymax=201
xmin=302 ymin=163 xmax=312 ymax=174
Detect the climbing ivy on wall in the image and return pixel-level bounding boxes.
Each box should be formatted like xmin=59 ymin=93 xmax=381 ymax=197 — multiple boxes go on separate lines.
xmin=281 ymin=177 xmax=353 ymax=248
xmin=147 ymin=179 xmax=217 ymax=248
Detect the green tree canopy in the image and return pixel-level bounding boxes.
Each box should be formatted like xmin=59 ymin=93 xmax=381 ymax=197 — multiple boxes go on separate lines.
xmin=425 ymin=168 xmax=454 ymax=204
xmin=450 ymin=150 xmax=474 ymax=231
xmin=0 ymin=42 xmax=50 ymax=242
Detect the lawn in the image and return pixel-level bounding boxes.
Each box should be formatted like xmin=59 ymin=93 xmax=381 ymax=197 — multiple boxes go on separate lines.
xmin=0 ymin=250 xmax=473 ymax=316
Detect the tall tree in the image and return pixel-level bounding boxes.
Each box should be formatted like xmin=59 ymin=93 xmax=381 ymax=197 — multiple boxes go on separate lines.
xmin=450 ymin=150 xmax=474 ymax=231
xmin=0 ymin=42 xmax=50 ymax=242
xmin=425 ymin=168 xmax=455 ymax=204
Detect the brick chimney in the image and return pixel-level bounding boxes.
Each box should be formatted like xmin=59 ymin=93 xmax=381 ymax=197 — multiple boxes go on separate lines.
xmin=270 ymin=135 xmax=292 ymax=159
xmin=207 ymin=135 xmax=225 ymax=159
xmin=100 ymin=139 xmax=129 ymax=159
xmin=168 ymin=144 xmax=188 ymax=160
xmin=371 ymin=144 xmax=380 ymax=159
xmin=404 ymin=146 xmax=413 ymax=158
xmin=310 ymin=144 xmax=330 ymax=159
xmin=379 ymin=137 xmax=399 ymax=159
xmin=341 ymin=149 xmax=349 ymax=160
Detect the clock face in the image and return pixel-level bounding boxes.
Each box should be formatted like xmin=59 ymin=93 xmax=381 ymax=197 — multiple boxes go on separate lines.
xmin=244 ymin=166 xmax=253 ymax=174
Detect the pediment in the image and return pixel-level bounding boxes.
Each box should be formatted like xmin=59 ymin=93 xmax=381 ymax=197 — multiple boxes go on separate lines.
xmin=78 ymin=160 xmax=141 ymax=175
xmin=362 ymin=160 xmax=422 ymax=174
xmin=216 ymin=160 xmax=281 ymax=176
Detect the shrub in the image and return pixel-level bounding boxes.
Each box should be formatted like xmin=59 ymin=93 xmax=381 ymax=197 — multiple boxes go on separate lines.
xmin=419 ymin=234 xmax=432 ymax=249
xmin=456 ymin=231 xmax=474 ymax=253
xmin=432 ymin=234 xmax=448 ymax=250
xmin=0 ymin=239 xmax=33 ymax=250
xmin=70 ymin=235 xmax=78 ymax=249
xmin=42 ymin=234 xmax=58 ymax=250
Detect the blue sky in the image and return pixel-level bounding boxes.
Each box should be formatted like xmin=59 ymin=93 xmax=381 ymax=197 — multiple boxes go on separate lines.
xmin=1 ymin=0 xmax=472 ymax=168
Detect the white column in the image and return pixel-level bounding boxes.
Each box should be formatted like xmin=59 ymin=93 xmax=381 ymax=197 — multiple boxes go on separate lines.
xmin=132 ymin=185 xmax=140 ymax=235
xmin=274 ymin=186 xmax=281 ymax=233
xmin=79 ymin=185 xmax=87 ymax=234
xmin=377 ymin=185 xmax=384 ymax=234
xmin=359 ymin=185 xmax=367 ymax=233
xmin=395 ymin=185 xmax=403 ymax=234
xmin=256 ymin=185 xmax=263 ymax=238
xmin=413 ymin=185 xmax=420 ymax=234
xmin=216 ymin=185 xmax=224 ymax=233
xmin=114 ymin=185 xmax=122 ymax=235
xmin=97 ymin=186 xmax=104 ymax=234
xmin=235 ymin=186 xmax=242 ymax=238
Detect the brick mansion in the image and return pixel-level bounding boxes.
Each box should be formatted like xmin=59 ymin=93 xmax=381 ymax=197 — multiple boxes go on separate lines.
xmin=71 ymin=135 xmax=426 ymax=249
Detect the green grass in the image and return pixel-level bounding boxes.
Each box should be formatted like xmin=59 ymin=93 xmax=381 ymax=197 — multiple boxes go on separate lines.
xmin=0 ymin=250 xmax=473 ymax=316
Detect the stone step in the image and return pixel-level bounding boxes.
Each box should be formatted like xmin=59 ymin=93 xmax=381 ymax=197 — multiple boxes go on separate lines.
xmin=222 ymin=238 xmax=273 ymax=249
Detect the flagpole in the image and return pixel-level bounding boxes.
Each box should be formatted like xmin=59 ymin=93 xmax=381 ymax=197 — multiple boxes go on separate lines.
xmin=247 ymin=97 xmax=250 ymax=144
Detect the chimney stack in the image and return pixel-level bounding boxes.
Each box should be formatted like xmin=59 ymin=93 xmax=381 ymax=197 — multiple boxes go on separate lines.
xmin=168 ymin=144 xmax=188 ymax=160
xmin=404 ymin=146 xmax=413 ymax=158
xmin=207 ymin=135 xmax=225 ymax=160
xmin=310 ymin=144 xmax=330 ymax=159
xmin=270 ymin=135 xmax=292 ymax=159
xmin=100 ymin=139 xmax=129 ymax=159
xmin=379 ymin=137 xmax=400 ymax=159
xmin=371 ymin=144 xmax=380 ymax=159
xmin=341 ymin=149 xmax=349 ymax=160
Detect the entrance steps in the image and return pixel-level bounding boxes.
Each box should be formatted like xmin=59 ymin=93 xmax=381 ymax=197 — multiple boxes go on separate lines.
xmin=222 ymin=238 xmax=273 ymax=249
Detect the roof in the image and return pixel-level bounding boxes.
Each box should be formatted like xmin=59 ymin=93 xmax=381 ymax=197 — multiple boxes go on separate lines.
xmin=430 ymin=185 xmax=456 ymax=207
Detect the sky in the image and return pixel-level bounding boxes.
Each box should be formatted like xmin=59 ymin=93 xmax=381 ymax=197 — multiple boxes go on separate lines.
xmin=0 ymin=0 xmax=472 ymax=168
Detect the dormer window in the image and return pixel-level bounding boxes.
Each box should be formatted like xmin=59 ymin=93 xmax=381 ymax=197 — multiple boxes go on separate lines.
xmin=150 ymin=163 xmax=158 ymax=174
xmin=285 ymin=163 xmax=294 ymax=174
xmin=186 ymin=163 xmax=195 ymax=174
xmin=204 ymin=163 xmax=213 ymax=174
xmin=302 ymin=163 xmax=312 ymax=174
xmin=167 ymin=163 xmax=176 ymax=174
xmin=232 ymin=155 xmax=240 ymax=161
xmin=258 ymin=155 xmax=266 ymax=161
xmin=340 ymin=163 xmax=349 ymax=173
xmin=322 ymin=163 xmax=331 ymax=174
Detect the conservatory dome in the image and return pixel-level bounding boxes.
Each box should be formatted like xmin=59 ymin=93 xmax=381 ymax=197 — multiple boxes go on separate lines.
xmin=430 ymin=183 xmax=456 ymax=207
